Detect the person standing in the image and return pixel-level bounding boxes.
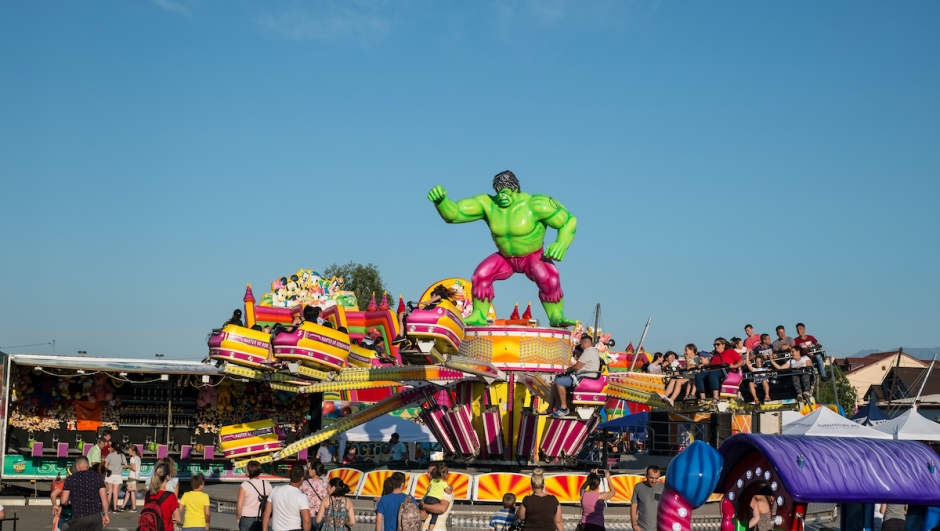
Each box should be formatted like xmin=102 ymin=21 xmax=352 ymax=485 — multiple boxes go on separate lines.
xmin=58 ymin=457 xmax=109 ymax=531
xmin=121 ymin=445 xmax=142 ymax=512
xmin=180 ymin=474 xmax=211 ymax=531
xmin=631 ymin=466 xmax=663 ymax=531
xmin=263 ymin=466 xmax=312 ymax=531
xmin=103 ymin=441 xmax=126 ymax=513
xmin=385 ymin=433 xmax=408 ymax=463
xmin=147 ymin=463 xmax=182 ymax=531
xmin=237 ymin=460 xmax=273 ymax=531
xmin=316 ymin=478 xmax=357 ymax=531
xmin=86 ymin=437 xmax=107 ymax=466
xmin=300 ymin=461 xmax=328 ymax=530
xmin=316 ymin=442 xmax=335 ymax=464
xmin=580 ymin=469 xmax=617 ymax=531
xmin=880 ymin=504 xmax=906 ymax=531
xmin=375 ymin=472 xmax=411 ymax=531
xmin=516 ymin=469 xmax=563 ymax=531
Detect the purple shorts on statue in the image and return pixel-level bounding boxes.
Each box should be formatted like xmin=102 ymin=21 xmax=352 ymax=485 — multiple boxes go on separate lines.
xmin=471 ymin=247 xmax=564 ymax=303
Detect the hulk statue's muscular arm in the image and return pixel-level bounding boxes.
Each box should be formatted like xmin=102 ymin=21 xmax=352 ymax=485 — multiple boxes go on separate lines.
xmin=530 ymin=195 xmax=577 ymax=262
xmin=427 ymin=185 xmax=489 ymax=224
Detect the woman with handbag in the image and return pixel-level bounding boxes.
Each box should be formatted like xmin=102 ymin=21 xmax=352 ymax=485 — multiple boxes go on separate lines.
xmin=580 ymin=469 xmax=617 ymax=531
xmin=516 ymin=469 xmax=563 ymax=531
xmin=301 ymin=461 xmax=329 ymax=531
xmin=317 ymin=478 xmax=357 ymax=531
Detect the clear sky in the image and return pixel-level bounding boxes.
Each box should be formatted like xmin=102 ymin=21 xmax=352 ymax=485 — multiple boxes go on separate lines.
xmin=1 ymin=1 xmax=938 ymax=361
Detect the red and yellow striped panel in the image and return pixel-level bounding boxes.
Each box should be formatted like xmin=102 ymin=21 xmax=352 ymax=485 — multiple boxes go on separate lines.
xmin=412 ymin=472 xmax=472 ymax=501
xmin=608 ymin=475 xmax=649 ymax=503
xmin=474 ymin=473 xmax=532 ymax=503
xmin=328 ymin=468 xmax=364 ymax=495
xmin=544 ymin=475 xmax=587 ymax=503
xmin=359 ymin=471 xmax=414 ymax=498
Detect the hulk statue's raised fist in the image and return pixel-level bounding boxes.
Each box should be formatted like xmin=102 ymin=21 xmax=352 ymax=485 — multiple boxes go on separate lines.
xmin=428 ymin=170 xmax=577 ymax=328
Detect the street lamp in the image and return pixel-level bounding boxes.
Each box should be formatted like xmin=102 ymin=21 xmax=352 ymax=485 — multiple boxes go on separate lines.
xmin=77 ymin=350 xmax=87 ymax=357
xmin=155 ymin=354 xmax=164 ymax=359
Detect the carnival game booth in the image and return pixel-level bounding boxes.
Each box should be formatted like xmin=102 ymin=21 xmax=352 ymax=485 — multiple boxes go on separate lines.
xmin=716 ymin=434 xmax=940 ymax=531
xmin=0 ymin=353 xmax=312 ymax=484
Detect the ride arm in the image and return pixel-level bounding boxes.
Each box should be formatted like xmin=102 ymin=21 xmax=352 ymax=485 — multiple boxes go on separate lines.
xmin=531 ymin=195 xmax=577 ymax=261
xmin=428 ymin=186 xmax=487 ymax=224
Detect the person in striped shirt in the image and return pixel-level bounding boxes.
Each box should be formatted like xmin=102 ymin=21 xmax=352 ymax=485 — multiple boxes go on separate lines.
xmin=489 ymin=493 xmax=518 ymax=531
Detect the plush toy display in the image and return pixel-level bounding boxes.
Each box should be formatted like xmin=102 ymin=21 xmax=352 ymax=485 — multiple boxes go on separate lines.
xmin=196 ymin=385 xmax=218 ymax=409
xmin=88 ymin=373 xmax=114 ymax=404
xmin=216 ymin=380 xmax=233 ymax=412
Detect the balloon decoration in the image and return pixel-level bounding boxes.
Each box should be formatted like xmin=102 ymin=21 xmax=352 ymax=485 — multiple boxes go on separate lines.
xmin=658 ymin=441 xmax=723 ymax=531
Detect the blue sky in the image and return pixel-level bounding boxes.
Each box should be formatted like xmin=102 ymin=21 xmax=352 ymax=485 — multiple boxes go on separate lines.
xmin=1 ymin=1 xmax=938 ymax=360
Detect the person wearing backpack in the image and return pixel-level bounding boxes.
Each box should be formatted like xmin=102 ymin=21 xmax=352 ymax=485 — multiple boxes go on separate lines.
xmin=262 ymin=465 xmax=312 ymax=531
xmin=374 ymin=472 xmax=415 ymax=531
xmin=316 ymin=478 xmax=356 ymax=531
xmin=139 ymin=464 xmax=181 ymax=531
xmin=237 ymin=460 xmax=273 ymax=531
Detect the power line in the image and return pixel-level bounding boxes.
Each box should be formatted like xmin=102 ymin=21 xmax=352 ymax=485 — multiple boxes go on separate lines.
xmin=0 ymin=342 xmax=53 ymax=350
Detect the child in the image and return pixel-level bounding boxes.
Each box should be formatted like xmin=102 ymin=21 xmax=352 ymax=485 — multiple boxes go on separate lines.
xmin=489 ymin=493 xmax=517 ymax=531
xmin=419 ymin=463 xmax=454 ymax=531
xmin=179 ymin=473 xmax=211 ymax=531
xmin=746 ymin=355 xmax=772 ymax=405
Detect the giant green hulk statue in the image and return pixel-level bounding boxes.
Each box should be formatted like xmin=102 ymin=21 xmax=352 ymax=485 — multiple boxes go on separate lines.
xmin=428 ymin=170 xmax=578 ymax=328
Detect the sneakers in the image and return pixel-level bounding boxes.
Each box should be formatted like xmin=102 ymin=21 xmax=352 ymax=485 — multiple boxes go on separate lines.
xmin=551 ymin=408 xmax=569 ymax=418
xmin=801 ymin=392 xmax=813 ymax=402
xmin=664 ymin=396 xmax=674 ymax=406
xmin=392 ymin=335 xmax=409 ymax=346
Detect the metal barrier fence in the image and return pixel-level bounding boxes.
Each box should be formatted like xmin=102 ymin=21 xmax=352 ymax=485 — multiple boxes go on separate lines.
xmin=211 ymin=504 xmax=837 ymax=531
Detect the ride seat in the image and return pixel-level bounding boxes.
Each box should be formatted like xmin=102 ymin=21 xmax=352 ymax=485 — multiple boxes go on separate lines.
xmin=571 ymin=368 xmax=610 ymax=406
xmin=720 ymin=370 xmax=743 ymax=399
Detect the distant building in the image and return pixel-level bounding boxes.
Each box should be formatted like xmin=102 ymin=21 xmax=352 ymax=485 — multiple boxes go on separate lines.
xmin=835 ymin=351 xmax=928 ymax=403
xmin=864 ymin=366 xmax=940 ymax=420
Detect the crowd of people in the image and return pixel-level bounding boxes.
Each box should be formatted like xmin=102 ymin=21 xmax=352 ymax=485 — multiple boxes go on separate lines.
xmin=641 ymin=323 xmax=826 ymax=408
xmin=50 ymin=449 xmax=209 ymax=531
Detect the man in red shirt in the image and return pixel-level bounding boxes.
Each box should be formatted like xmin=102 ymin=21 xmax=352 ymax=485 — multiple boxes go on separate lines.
xmin=793 ymin=323 xmax=827 ymax=381
xmin=695 ymin=338 xmax=745 ymax=404
xmin=743 ymin=325 xmax=761 ymax=351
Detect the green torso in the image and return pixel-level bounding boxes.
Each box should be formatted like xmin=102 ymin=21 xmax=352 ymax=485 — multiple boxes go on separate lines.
xmin=480 ymin=193 xmax=548 ymax=257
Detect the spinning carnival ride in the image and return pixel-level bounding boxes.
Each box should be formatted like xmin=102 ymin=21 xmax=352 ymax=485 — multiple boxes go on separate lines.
xmin=208 ymin=279 xmax=670 ymax=467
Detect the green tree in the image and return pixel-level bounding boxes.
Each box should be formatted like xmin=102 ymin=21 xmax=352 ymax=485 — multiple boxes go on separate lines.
xmin=816 ymin=364 xmax=858 ymax=415
xmin=323 ymin=261 xmax=390 ymax=311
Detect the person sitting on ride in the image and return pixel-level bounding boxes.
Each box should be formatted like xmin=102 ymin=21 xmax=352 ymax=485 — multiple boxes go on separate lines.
xmin=644 ymin=353 xmax=665 ymax=374
xmin=660 ymin=344 xmax=701 ymax=406
xmin=695 ymin=337 xmax=745 ymax=407
xmin=750 ymin=334 xmax=774 ymax=363
xmin=392 ymin=285 xmax=458 ymax=346
xmin=549 ymin=334 xmax=601 ymax=418
xmin=225 ymin=309 xmax=244 ymax=327
xmin=662 ymin=351 xmax=680 ymax=371
xmin=746 ymin=355 xmax=772 ymax=405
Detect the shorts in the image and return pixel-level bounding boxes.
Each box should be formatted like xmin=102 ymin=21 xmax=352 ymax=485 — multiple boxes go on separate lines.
xmin=555 ymin=375 xmax=578 ymax=388
xmin=105 ymin=475 xmax=124 ymax=485
xmin=126 ymin=480 xmax=138 ymax=492
xmin=753 ymin=374 xmax=768 ymax=384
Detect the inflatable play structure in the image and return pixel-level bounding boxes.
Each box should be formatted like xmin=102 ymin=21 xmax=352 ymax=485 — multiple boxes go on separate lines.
xmin=715 ymin=434 xmax=940 ymax=531
xmin=209 ymin=173 xmax=835 ymax=466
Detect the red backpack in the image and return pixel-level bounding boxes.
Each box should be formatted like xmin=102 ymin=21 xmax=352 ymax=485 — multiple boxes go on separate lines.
xmin=137 ymin=491 xmax=172 ymax=531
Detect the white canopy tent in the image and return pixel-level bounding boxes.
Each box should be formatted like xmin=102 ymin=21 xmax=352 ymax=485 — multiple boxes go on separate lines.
xmin=782 ymin=406 xmax=893 ymax=439
xmin=872 ymin=408 xmax=940 ymax=441
xmin=338 ymin=414 xmax=438 ymax=461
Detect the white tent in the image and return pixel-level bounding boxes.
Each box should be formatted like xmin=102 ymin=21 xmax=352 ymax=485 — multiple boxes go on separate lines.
xmin=782 ymin=406 xmax=893 ymax=439
xmin=872 ymin=408 xmax=940 ymax=441
xmin=338 ymin=415 xmax=438 ymax=461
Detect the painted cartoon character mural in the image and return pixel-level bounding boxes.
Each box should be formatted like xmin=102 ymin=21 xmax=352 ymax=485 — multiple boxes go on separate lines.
xmin=260 ymin=269 xmax=357 ymax=309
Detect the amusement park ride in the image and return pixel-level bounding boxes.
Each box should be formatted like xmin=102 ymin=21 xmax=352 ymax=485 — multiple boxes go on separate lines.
xmin=207 ymin=173 xmax=815 ymax=467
